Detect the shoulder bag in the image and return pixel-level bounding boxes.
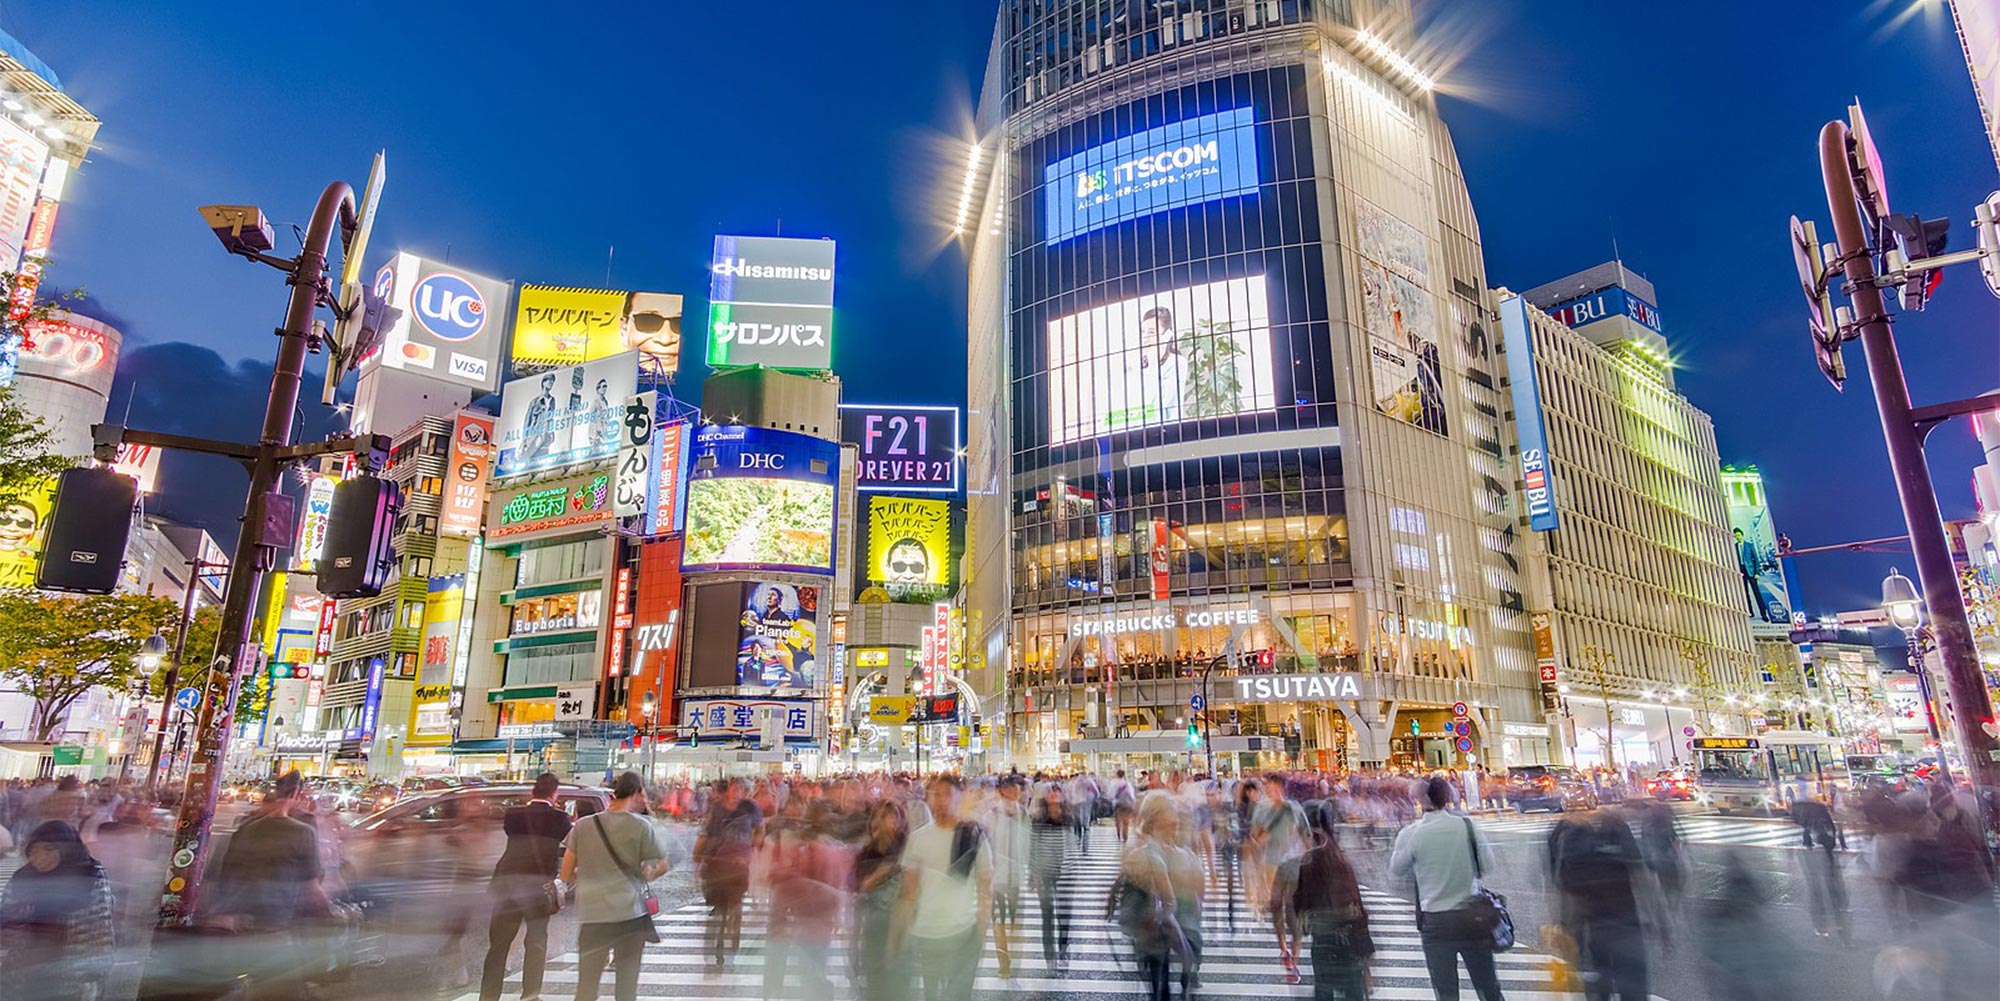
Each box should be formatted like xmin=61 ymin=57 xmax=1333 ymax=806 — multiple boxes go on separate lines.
xmin=593 ymin=812 xmax=661 ymax=917
xmin=1461 ymin=817 xmax=1514 ymax=951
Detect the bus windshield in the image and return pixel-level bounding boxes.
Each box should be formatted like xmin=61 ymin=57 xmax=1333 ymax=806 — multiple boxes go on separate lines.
xmin=1695 ymin=748 xmax=1768 ymax=782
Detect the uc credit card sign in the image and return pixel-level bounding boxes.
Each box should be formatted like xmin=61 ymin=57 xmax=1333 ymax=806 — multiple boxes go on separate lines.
xmin=1044 ymin=106 xmax=1261 ymax=244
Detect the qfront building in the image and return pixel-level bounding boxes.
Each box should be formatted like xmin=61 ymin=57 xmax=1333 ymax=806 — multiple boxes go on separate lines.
xmin=963 ymin=1 xmax=1540 ymax=771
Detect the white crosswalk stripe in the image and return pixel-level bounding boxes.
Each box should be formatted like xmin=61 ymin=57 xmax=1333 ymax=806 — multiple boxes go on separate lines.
xmin=458 ymin=825 xmax=1676 ymax=1001
xmin=1463 ymin=811 xmax=1817 ymax=850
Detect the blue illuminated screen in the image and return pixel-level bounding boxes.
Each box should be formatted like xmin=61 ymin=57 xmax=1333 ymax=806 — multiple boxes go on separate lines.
xmin=1043 ymin=106 xmax=1261 ymax=245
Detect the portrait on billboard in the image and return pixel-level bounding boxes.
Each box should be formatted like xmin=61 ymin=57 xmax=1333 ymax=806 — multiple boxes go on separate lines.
xmin=1726 ymin=498 xmax=1792 ymax=625
xmin=1046 ymin=275 xmax=1275 ymax=445
xmin=495 ymin=351 xmax=638 ymax=477
xmin=864 ymin=496 xmax=952 ymax=601
xmin=737 ymin=582 xmax=818 ymax=689
xmin=513 ymin=285 xmax=683 ymax=377
xmin=0 ymin=481 xmax=51 ymax=590
xmin=1357 ymin=201 xmax=1447 ymax=437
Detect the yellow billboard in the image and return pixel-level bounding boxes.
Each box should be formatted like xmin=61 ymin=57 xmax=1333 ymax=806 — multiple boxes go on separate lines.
xmin=0 ymin=480 xmax=55 ymax=590
xmin=512 ymin=284 xmax=683 ymax=376
xmin=868 ymin=696 xmax=914 ymax=725
xmin=864 ymin=496 xmax=952 ymax=599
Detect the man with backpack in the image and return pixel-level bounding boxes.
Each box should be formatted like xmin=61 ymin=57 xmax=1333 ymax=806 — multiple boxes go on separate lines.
xmin=1390 ymin=776 xmax=1507 ymax=1001
xmin=1547 ymin=807 xmax=1649 ymax=1001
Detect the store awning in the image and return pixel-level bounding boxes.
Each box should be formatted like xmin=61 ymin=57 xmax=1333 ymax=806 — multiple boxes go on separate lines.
xmin=451 ymin=737 xmax=561 ymax=754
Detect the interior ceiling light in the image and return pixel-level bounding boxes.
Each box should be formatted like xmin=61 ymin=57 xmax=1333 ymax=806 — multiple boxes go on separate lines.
xmin=1354 ymin=28 xmax=1435 ymax=91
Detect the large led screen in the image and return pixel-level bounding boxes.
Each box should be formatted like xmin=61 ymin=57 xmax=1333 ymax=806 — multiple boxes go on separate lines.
xmin=494 ymin=351 xmax=638 ymax=477
xmin=737 ymin=581 xmax=819 ymax=690
xmin=1046 ymin=275 xmax=1276 ymax=445
xmin=682 ymin=425 xmax=839 ymax=573
xmin=1044 ymin=106 xmax=1260 ymax=245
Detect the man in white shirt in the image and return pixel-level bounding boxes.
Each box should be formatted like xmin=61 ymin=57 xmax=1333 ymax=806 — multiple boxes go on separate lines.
xmin=894 ymin=774 xmax=993 ymax=1000
xmin=983 ymin=777 xmax=1030 ymax=978
xmin=1390 ymin=777 xmax=1507 ymax=1001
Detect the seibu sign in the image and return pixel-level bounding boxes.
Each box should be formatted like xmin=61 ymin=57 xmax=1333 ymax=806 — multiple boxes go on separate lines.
xmin=1068 ymin=604 xmax=1261 ymax=637
xmin=1230 ymin=672 xmax=1364 ymax=702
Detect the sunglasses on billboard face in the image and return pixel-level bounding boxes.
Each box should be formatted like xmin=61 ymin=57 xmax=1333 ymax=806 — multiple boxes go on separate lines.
xmin=630 ymin=311 xmax=672 ymax=334
xmin=890 ymin=559 xmax=927 ymax=574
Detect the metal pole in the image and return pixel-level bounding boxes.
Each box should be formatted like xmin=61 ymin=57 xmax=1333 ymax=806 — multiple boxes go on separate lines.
xmin=1201 ymin=655 xmax=1221 ymax=777
xmin=145 ymin=557 xmax=205 ymax=790
xmin=1820 ymin=121 xmax=2000 ymax=793
xmin=145 ymin=182 xmax=354 ymax=939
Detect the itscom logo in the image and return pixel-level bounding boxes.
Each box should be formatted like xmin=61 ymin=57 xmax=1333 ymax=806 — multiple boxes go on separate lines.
xmin=1075 ymin=169 xmax=1107 ymax=199
xmin=412 ymin=272 xmax=486 ymax=342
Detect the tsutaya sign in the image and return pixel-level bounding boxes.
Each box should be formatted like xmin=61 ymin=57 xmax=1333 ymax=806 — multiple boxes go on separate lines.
xmin=1067 ymin=603 xmax=1262 ymax=637
xmin=1230 ymin=672 xmax=1365 ymax=702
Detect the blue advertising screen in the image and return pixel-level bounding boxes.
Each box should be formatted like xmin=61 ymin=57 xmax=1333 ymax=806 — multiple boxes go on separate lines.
xmin=1499 ymin=296 xmax=1560 ymax=532
xmin=1044 ymin=106 xmax=1261 ymax=245
xmin=682 ymin=425 xmax=840 ymax=573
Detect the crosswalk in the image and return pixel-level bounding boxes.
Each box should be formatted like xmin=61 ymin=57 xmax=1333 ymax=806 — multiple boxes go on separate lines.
xmin=459 ymin=825 xmax=1672 ymax=1001
xmin=1463 ymin=812 xmax=1817 ymax=851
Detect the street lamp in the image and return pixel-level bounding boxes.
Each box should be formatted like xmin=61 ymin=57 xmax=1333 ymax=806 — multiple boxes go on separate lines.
xmin=1884 ymin=567 xmax=1952 ymax=784
xmin=639 ymin=691 xmax=658 ymax=779
xmin=139 ymin=632 xmax=168 ymax=671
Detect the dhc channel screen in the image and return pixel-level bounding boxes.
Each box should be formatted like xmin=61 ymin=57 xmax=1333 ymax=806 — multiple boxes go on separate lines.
xmin=1043 ymin=106 xmax=1261 ymax=245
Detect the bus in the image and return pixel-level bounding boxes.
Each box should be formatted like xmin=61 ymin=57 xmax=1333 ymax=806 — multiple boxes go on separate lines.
xmin=1690 ymin=731 xmax=1850 ymax=813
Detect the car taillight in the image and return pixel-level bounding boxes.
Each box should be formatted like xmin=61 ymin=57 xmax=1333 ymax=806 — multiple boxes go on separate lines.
xmin=1540 ymin=777 xmax=1555 ymax=789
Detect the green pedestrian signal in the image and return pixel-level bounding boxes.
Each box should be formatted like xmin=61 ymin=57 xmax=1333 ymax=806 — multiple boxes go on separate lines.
xmin=1186 ymin=721 xmax=1199 ymax=747
xmin=1410 ymin=718 xmax=1421 ymax=736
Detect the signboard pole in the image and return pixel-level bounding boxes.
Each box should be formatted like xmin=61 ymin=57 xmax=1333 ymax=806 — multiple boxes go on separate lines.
xmin=144 ymin=555 xmax=216 ymax=789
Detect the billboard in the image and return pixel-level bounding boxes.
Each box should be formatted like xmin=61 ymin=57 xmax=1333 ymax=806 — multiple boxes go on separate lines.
xmin=1542 ymin=284 xmax=1663 ymax=334
xmin=1499 ymin=296 xmax=1559 ymax=532
xmin=0 ymin=480 xmax=52 ymax=590
xmin=706 ymin=235 xmax=836 ymax=371
xmin=110 ymin=442 xmax=163 ymax=494
xmin=512 ymin=285 xmax=684 ymax=378
xmin=1046 ymin=274 xmax=1275 ymax=445
xmin=487 ymin=472 xmax=613 ymax=541
xmin=1044 ymin=106 xmax=1260 ymax=245
xmin=736 ymin=581 xmax=819 ymax=690
xmin=1955 ymin=0 xmax=2000 ymax=172
xmin=652 ymin=420 xmax=688 ymax=534
xmin=418 ymin=581 xmax=463 ymax=688
xmin=1721 ymin=467 xmax=1793 ymax=625
xmin=1885 ymin=674 xmax=1928 ymax=734
xmin=1358 ymin=200 xmax=1446 ymax=436
xmin=494 ymin=350 xmax=638 ymax=477
xmin=20 ymin=315 xmax=118 ymax=400
xmin=614 ymin=392 xmax=656 ymax=519
xmin=440 ymin=412 xmax=495 ymax=538
xmin=292 ymin=473 xmax=339 ymax=572
xmin=368 ymin=252 xmax=511 ymax=391
xmin=839 ymin=404 xmax=961 ymax=494
xmin=863 ymin=495 xmax=952 ymax=601
xmin=0 ymin=116 xmax=49 ymax=271
xmin=681 ymin=697 xmax=816 ymax=740
xmin=682 ymin=425 xmax=839 ymax=573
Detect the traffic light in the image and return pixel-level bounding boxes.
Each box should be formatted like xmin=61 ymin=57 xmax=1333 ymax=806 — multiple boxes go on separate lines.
xmin=36 ymin=466 xmax=138 ymax=594
xmin=1887 ymin=212 xmax=1950 ymax=310
xmin=1186 ymin=721 xmax=1199 ymax=747
xmin=316 ymin=473 xmax=402 ymax=598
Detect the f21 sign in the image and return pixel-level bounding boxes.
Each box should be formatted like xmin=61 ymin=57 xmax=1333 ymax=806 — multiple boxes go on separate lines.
xmin=838 ymin=404 xmax=960 ymax=494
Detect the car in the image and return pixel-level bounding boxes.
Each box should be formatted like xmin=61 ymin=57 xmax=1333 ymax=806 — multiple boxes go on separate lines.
xmin=1556 ymin=779 xmax=1600 ymax=811
xmin=1506 ymin=765 xmax=1584 ymax=812
xmin=344 ymin=782 xmax=609 ymax=920
xmin=1644 ymin=770 xmax=1695 ymax=800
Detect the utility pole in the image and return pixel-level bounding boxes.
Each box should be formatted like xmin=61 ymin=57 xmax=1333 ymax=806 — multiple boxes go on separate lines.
xmin=124 ymin=181 xmax=393 ymax=980
xmin=145 ymin=556 xmax=225 ymax=789
xmin=1794 ymin=107 xmax=2000 ymax=796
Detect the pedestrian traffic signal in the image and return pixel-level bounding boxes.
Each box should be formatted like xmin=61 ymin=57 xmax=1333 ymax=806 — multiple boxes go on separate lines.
xmin=316 ymin=473 xmax=402 ymax=598
xmin=1186 ymin=721 xmax=1199 ymax=747
xmin=36 ymin=466 xmax=138 ymax=594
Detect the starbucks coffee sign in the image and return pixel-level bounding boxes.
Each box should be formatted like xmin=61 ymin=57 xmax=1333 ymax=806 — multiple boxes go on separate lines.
xmin=1230 ymin=672 xmax=1365 ymax=702
xmin=1067 ymin=603 xmax=1262 ymax=637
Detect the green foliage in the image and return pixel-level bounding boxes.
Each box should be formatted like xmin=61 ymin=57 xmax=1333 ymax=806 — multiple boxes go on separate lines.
xmin=0 ymin=589 xmax=178 ymax=740
xmin=0 ymin=271 xmax=90 ymax=505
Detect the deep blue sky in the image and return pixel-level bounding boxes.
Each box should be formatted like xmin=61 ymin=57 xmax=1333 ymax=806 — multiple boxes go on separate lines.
xmin=11 ymin=2 xmax=1999 ymax=613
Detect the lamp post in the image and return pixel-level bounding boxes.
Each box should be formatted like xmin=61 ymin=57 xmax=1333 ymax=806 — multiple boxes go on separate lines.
xmin=1198 ymin=654 xmax=1225 ymax=777
xmin=640 ymin=691 xmax=658 ymax=779
xmin=1884 ymin=567 xmax=1952 ymax=784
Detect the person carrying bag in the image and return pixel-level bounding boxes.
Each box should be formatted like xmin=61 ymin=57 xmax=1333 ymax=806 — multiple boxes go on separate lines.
xmin=562 ymin=772 xmax=668 ymax=1001
xmin=1390 ymin=777 xmax=1509 ymax=1001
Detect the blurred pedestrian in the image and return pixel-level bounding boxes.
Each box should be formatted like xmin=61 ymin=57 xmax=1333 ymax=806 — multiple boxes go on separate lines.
xmin=1696 ymin=852 xmax=1795 ymax=1001
xmin=201 ymin=770 xmax=332 ymax=999
xmin=1548 ymin=808 xmax=1649 ymax=1001
xmin=1789 ymin=793 xmax=1849 ymax=941
xmin=0 ymin=821 xmax=115 ymax=1001
xmin=562 ymin=771 xmax=668 ymax=1001
xmin=893 ymin=775 xmax=990 ymax=1001
xmin=983 ymin=776 xmax=1028 ymax=978
xmin=1027 ymin=782 xmax=1074 ymax=971
xmin=1295 ymin=801 xmax=1373 ymax=1000
xmin=1250 ymin=774 xmax=1308 ymax=983
xmin=764 ymin=803 xmax=852 ymax=1001
xmin=693 ymin=777 xmax=762 ymax=971
xmin=853 ymin=799 xmax=909 ymax=1001
xmin=1390 ymin=776 xmax=1506 ymax=1001
xmin=1109 ymin=804 xmax=1183 ymax=1001
xmin=480 ymin=773 xmax=573 ymax=1001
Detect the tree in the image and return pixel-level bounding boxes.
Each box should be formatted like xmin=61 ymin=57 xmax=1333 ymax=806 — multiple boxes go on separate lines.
xmin=0 ymin=589 xmax=178 ymax=741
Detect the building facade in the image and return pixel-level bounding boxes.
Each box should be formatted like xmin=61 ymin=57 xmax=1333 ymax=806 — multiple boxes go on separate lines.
xmin=965 ymin=0 xmax=1540 ymax=773
xmin=1504 ymin=280 xmax=1754 ymax=769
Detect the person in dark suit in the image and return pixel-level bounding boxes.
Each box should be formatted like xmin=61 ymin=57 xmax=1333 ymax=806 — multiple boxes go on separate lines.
xmin=480 ymin=773 xmax=574 ymax=1001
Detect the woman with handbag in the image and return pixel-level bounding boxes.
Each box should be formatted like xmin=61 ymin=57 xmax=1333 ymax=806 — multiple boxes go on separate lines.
xmin=481 ymin=773 xmax=574 ymax=1001
xmin=561 ymin=772 xmax=668 ymax=1001
xmin=1295 ymin=801 xmax=1374 ymax=1000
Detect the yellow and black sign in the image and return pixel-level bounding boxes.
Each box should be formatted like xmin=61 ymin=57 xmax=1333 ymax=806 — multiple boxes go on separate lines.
xmin=868 ymin=696 xmax=914 ymax=725
xmin=1690 ymin=737 xmax=1759 ymax=750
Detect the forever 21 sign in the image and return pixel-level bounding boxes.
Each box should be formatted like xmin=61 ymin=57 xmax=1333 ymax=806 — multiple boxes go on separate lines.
xmin=839 ymin=404 xmax=960 ymax=495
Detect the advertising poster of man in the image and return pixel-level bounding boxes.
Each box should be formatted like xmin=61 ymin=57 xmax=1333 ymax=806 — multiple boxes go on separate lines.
xmin=864 ymin=495 xmax=953 ymax=601
xmin=495 ymin=351 xmax=638 ymax=477
xmin=1722 ymin=477 xmax=1794 ymax=625
xmin=737 ymin=582 xmax=818 ymax=689
xmin=1358 ymin=200 xmax=1447 ymax=436
xmin=512 ymin=284 xmax=683 ymax=378
xmin=0 ymin=482 xmax=51 ymax=589
xmin=1045 ymin=274 xmax=1275 ymax=444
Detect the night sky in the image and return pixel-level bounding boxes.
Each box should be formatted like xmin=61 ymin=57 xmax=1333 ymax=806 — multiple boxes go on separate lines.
xmin=11 ymin=2 xmax=1998 ymax=614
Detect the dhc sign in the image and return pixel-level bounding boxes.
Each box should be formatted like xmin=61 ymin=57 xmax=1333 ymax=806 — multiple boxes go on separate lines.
xmin=1044 ymin=106 xmax=1261 ymax=244
xmin=1499 ymin=295 xmax=1561 ymax=532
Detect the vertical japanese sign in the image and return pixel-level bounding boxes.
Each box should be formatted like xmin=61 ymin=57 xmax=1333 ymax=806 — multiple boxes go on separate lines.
xmin=651 ymin=420 xmax=687 ymax=535
xmin=441 ymin=413 xmax=495 ymax=538
xmin=615 ymin=392 xmax=656 ymax=519
xmin=1499 ymin=295 xmax=1559 ymax=531
xmin=293 ymin=475 xmax=338 ymax=571
xmin=920 ymin=627 xmax=937 ymax=698
xmin=1150 ymin=519 xmax=1170 ymax=599
xmin=606 ymin=565 xmax=632 ymax=679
